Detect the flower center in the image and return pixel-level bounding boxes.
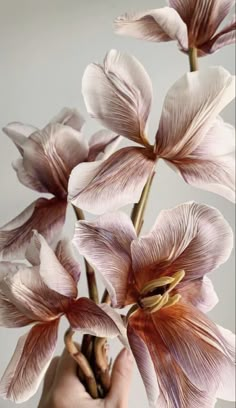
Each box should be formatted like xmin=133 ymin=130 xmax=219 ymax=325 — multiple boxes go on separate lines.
xmin=138 ymin=270 xmax=185 ymax=313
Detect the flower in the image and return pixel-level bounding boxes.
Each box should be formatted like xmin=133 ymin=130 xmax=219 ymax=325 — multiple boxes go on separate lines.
xmin=114 ymin=0 xmax=236 ymax=56
xmin=0 ymin=108 xmax=119 ymax=259
xmin=0 ymin=232 xmax=120 ymax=403
xmin=68 ymin=50 xmax=235 ymax=214
xmin=74 ymin=203 xmax=235 ymax=407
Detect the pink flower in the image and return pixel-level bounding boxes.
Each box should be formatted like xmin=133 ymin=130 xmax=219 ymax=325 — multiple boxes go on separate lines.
xmin=0 ymin=108 xmax=119 ymax=259
xmin=74 ymin=203 xmax=235 ymax=407
xmin=0 ymin=232 xmax=120 ymax=403
xmin=114 ymin=0 xmax=236 ymax=56
xmin=68 ymin=50 xmax=235 ymax=214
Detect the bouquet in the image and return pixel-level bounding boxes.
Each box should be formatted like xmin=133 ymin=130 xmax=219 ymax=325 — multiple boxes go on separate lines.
xmin=0 ymin=0 xmax=235 ymax=407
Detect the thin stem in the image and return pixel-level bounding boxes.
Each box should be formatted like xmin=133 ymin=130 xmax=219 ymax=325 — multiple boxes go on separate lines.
xmin=131 ymin=171 xmax=156 ymax=233
xmin=94 ymin=337 xmax=111 ymax=394
xmin=64 ymin=328 xmax=98 ymax=399
xmin=189 ymin=47 xmax=199 ymax=72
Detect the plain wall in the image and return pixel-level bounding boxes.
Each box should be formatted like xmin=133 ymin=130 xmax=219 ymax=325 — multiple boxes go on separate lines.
xmin=0 ymin=1 xmax=235 ymax=407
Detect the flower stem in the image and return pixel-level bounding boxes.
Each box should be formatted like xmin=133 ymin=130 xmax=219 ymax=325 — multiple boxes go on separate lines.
xmin=189 ymin=47 xmax=199 ymax=72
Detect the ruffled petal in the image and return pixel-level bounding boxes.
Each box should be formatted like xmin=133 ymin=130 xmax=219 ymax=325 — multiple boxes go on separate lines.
xmin=0 ymin=197 xmax=67 ymax=260
xmin=3 ymin=122 xmax=37 ymax=155
xmin=131 ymin=202 xmax=233 ymax=288
xmin=73 ymin=212 xmax=136 ymax=307
xmin=68 ymin=147 xmax=155 ymax=214
xmin=115 ymin=7 xmax=188 ymax=49
xmin=178 ymin=276 xmax=219 ymax=313
xmin=67 ymin=298 xmax=121 ymax=337
xmin=170 ymin=117 xmax=235 ymax=201
xmin=82 ymin=50 xmax=153 ymax=145
xmin=50 ymin=107 xmax=86 ymax=132
xmin=88 ymin=130 xmax=121 ymax=161
xmin=0 ymin=320 xmax=59 ymax=403
xmin=155 ymin=67 xmax=235 ymax=158
xmin=36 ymin=233 xmax=78 ymax=298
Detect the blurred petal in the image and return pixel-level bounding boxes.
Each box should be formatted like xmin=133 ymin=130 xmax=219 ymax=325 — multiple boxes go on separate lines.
xmin=88 ymin=130 xmax=121 ymax=161
xmin=155 ymin=67 xmax=235 ymax=158
xmin=127 ymin=325 xmax=159 ymax=408
xmin=55 ymin=239 xmax=81 ymax=285
xmin=69 ymin=147 xmax=155 ymax=214
xmin=0 ymin=320 xmax=59 ymax=403
xmin=67 ymin=298 xmax=121 ymax=337
xmin=131 ymin=202 xmax=233 ymax=288
xmin=37 ymin=233 xmax=78 ymax=298
xmin=3 ymin=122 xmax=37 ymax=155
xmin=50 ymin=107 xmax=85 ymax=132
xmin=0 ymin=197 xmax=67 ymax=260
xmin=171 ymin=117 xmax=235 ymax=201
xmin=130 ymin=309 xmax=215 ymax=407
xmin=115 ymin=7 xmax=188 ymax=49
xmin=178 ymin=276 xmax=219 ymax=313
xmin=82 ymin=50 xmax=152 ymax=145
xmin=73 ymin=212 xmax=136 ymax=307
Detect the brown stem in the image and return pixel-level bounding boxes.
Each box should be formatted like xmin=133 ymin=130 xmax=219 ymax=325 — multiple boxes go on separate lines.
xmin=189 ymin=47 xmax=199 ymax=72
xmin=94 ymin=337 xmax=111 ymax=394
xmin=64 ymin=328 xmax=98 ymax=399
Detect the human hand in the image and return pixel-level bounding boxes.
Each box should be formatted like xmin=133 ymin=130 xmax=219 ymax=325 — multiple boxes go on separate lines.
xmin=38 ymin=348 xmax=134 ymax=408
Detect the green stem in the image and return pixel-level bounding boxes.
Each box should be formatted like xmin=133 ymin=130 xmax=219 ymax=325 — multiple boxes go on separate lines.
xmin=189 ymin=47 xmax=199 ymax=72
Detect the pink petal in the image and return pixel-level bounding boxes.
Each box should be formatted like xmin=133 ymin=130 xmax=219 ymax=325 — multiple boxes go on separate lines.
xmin=36 ymin=233 xmax=78 ymax=298
xmin=207 ymin=17 xmax=236 ymax=53
xmin=55 ymin=239 xmax=81 ymax=285
xmin=130 ymin=309 xmax=215 ymax=407
xmin=0 ymin=319 xmax=59 ymax=403
xmin=67 ymin=298 xmax=121 ymax=337
xmin=82 ymin=50 xmax=153 ymax=145
xmin=100 ymin=303 xmax=128 ymax=346
xmin=155 ymin=67 xmax=235 ymax=158
xmin=73 ymin=212 xmax=136 ymax=307
xmin=171 ymin=117 xmax=235 ymax=201
xmin=115 ymin=7 xmax=188 ymax=49
xmin=68 ymin=147 xmax=155 ymax=214
xmin=131 ymin=202 xmax=233 ymax=288
xmin=178 ymin=276 xmax=219 ymax=313
xmin=0 ymin=197 xmax=67 ymax=260
xmin=155 ymin=302 xmax=235 ymax=400
xmin=127 ymin=324 xmax=159 ymax=408
xmin=12 ymin=158 xmax=49 ymax=193
xmin=88 ymin=130 xmax=121 ymax=161
xmin=22 ymin=124 xmax=88 ymax=197
xmin=216 ymin=325 xmax=236 ymax=401
xmin=0 ymin=289 xmax=32 ymax=328
xmin=3 ymin=122 xmax=37 ymax=155
xmin=50 ymin=107 xmax=85 ymax=132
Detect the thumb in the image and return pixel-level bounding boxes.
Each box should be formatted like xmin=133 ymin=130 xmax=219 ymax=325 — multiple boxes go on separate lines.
xmin=107 ymin=348 xmax=134 ymax=406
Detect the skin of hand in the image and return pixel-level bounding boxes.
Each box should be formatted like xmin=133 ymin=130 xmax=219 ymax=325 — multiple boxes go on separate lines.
xmin=38 ymin=347 xmax=134 ymax=408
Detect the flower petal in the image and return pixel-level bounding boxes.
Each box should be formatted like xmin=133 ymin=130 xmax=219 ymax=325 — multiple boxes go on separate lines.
xmin=202 ymin=14 xmax=236 ymax=53
xmin=178 ymin=276 xmax=219 ymax=313
xmin=88 ymin=130 xmax=121 ymax=161
xmin=0 ymin=320 xmax=59 ymax=403
xmin=55 ymin=239 xmax=81 ymax=285
xmin=82 ymin=50 xmax=152 ymax=145
xmin=115 ymin=7 xmax=188 ymax=49
xmin=0 ymin=197 xmax=67 ymax=260
xmin=67 ymin=298 xmax=121 ymax=337
xmin=0 ymin=290 xmax=32 ymax=328
xmin=3 ymin=122 xmax=37 ymax=155
xmin=12 ymin=158 xmax=49 ymax=193
xmin=155 ymin=67 xmax=235 ymax=158
xmin=50 ymin=107 xmax=86 ymax=132
xmin=131 ymin=202 xmax=233 ymax=288
xmin=68 ymin=147 xmax=155 ymax=214
xmin=73 ymin=212 xmax=136 ymax=307
xmin=36 ymin=233 xmax=78 ymax=298
xmin=216 ymin=325 xmax=236 ymax=401
xmin=127 ymin=324 xmax=159 ymax=408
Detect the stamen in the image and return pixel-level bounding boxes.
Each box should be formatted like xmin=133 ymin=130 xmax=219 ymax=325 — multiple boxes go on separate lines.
xmin=141 ymin=294 xmax=162 ymax=309
xmin=162 ymin=294 xmax=182 ymax=310
xmin=150 ymin=293 xmax=170 ymax=313
xmin=140 ymin=276 xmax=175 ymax=295
xmin=167 ymin=269 xmax=185 ymax=293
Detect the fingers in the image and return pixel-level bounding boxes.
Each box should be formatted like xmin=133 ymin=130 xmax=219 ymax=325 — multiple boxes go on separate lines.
xmin=54 ymin=348 xmax=86 ymax=393
xmin=41 ymin=357 xmax=60 ymax=394
xmin=107 ymin=348 xmax=134 ymax=406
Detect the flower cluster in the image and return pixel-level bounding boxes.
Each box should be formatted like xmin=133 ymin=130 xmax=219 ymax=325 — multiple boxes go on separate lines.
xmin=0 ymin=0 xmax=235 ymax=407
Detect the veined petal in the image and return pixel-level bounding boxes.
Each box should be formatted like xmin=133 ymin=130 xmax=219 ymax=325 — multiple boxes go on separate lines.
xmin=0 ymin=320 xmax=59 ymax=403
xmin=37 ymin=233 xmax=78 ymax=298
xmin=115 ymin=7 xmax=188 ymax=49
xmin=88 ymin=130 xmax=121 ymax=161
xmin=50 ymin=107 xmax=86 ymax=132
xmin=68 ymin=147 xmax=155 ymax=214
xmin=82 ymin=50 xmax=152 ymax=145
xmin=3 ymin=122 xmax=37 ymax=155
xmin=12 ymin=158 xmax=49 ymax=193
xmin=0 ymin=289 xmax=32 ymax=328
xmin=155 ymin=67 xmax=235 ymax=159
xmin=55 ymin=240 xmax=81 ymax=286
xmin=131 ymin=202 xmax=233 ymax=288
xmin=216 ymin=325 xmax=236 ymax=401
xmin=73 ymin=212 xmax=136 ymax=307
xmin=0 ymin=197 xmax=67 ymax=260
xmin=178 ymin=276 xmax=219 ymax=313
xmin=67 ymin=298 xmax=121 ymax=337
xmin=203 ymin=14 xmax=236 ymax=53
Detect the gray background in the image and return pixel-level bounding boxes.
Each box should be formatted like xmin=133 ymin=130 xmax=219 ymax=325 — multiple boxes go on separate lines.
xmin=0 ymin=0 xmax=235 ymax=407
